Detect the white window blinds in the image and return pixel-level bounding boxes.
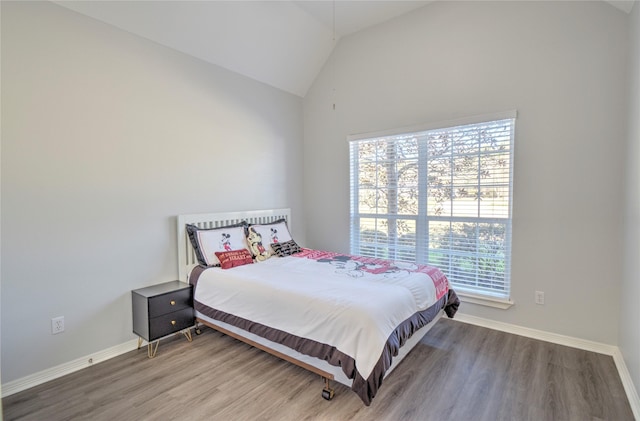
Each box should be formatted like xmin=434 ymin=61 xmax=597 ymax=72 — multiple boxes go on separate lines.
xmin=349 ymin=113 xmax=515 ymax=299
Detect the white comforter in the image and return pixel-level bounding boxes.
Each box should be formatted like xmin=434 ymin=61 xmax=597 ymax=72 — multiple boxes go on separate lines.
xmin=193 ymin=255 xmax=438 ymax=381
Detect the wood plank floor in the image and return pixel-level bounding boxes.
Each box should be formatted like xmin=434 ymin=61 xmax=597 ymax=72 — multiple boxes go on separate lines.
xmin=2 ymin=318 xmax=634 ymax=420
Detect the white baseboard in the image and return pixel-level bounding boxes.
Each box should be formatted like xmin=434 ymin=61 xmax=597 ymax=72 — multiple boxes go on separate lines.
xmin=613 ymin=348 xmax=640 ymax=421
xmin=453 ymin=313 xmax=617 ymax=354
xmin=454 ymin=313 xmax=640 ymax=420
xmin=1 ymin=338 xmax=139 ymax=398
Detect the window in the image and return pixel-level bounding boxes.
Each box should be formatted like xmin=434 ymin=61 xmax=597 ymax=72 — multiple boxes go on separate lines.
xmin=349 ymin=112 xmax=515 ymax=302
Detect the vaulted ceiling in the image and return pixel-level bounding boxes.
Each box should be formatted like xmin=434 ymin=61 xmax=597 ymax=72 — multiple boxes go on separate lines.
xmin=55 ymin=0 xmax=635 ymax=98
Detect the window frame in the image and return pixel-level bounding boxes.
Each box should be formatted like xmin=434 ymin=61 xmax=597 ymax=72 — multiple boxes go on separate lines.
xmin=348 ymin=111 xmax=516 ymax=308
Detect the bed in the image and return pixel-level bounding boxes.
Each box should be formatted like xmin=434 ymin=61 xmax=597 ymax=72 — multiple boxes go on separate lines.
xmin=177 ymin=209 xmax=459 ymax=405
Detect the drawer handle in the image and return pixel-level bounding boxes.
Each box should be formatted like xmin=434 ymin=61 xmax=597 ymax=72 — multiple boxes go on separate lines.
xmin=170 ymin=300 xmax=176 ymax=306
xmin=171 ymin=320 xmax=176 ymax=326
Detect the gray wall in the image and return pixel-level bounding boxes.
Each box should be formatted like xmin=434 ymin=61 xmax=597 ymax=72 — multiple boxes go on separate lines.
xmin=1 ymin=1 xmax=303 ymax=383
xmin=622 ymin=0 xmax=640 ymax=401
xmin=303 ymin=1 xmax=629 ymax=345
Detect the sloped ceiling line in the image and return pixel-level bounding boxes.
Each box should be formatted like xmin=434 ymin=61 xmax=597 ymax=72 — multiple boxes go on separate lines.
xmin=54 ymin=0 xmax=634 ymax=97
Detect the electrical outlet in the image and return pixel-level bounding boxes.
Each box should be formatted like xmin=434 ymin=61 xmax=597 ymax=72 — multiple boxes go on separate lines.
xmin=51 ymin=316 xmax=65 ymax=334
xmin=535 ymin=291 xmax=545 ymax=305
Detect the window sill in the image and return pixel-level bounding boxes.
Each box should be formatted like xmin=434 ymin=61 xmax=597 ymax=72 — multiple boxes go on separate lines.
xmin=456 ymin=291 xmax=514 ymax=309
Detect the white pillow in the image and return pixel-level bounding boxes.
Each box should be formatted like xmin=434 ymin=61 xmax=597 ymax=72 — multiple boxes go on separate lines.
xmin=186 ymin=223 xmax=249 ymax=266
xmin=246 ymin=220 xmax=293 ymax=262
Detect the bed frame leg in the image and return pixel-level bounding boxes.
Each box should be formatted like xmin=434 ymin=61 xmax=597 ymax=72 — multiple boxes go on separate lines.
xmin=321 ymin=377 xmax=335 ymax=401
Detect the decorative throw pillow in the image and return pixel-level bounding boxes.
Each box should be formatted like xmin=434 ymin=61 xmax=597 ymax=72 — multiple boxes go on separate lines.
xmin=270 ymin=240 xmax=302 ymax=257
xmin=186 ymin=222 xmax=249 ymax=266
xmin=215 ymin=249 xmax=254 ymax=269
xmin=246 ymin=219 xmax=293 ymax=262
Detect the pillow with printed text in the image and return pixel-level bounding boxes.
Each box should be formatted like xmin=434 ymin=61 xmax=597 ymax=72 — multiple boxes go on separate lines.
xmin=215 ymin=249 xmax=254 ymax=269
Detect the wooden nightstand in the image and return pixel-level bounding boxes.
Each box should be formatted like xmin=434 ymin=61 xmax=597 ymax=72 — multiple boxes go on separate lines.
xmin=132 ymin=281 xmax=194 ymax=358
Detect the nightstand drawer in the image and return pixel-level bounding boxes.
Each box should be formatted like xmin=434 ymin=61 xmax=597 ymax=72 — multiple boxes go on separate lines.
xmin=149 ymin=308 xmax=194 ymax=341
xmin=148 ymin=288 xmax=191 ymax=317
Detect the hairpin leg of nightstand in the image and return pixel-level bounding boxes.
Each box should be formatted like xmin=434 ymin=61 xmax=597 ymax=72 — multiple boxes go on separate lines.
xmin=147 ymin=340 xmax=159 ymax=358
xmin=182 ymin=328 xmax=193 ymax=342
